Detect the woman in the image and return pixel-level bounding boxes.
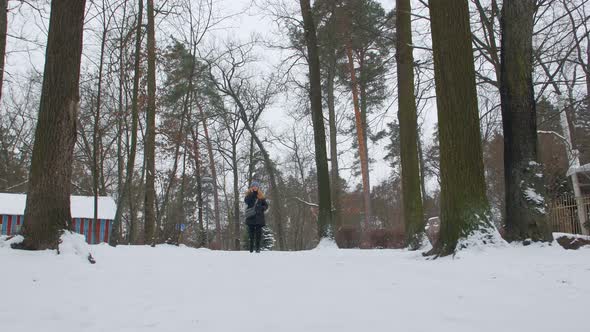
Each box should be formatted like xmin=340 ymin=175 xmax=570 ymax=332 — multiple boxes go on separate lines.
xmin=244 ymin=181 xmax=268 ymax=253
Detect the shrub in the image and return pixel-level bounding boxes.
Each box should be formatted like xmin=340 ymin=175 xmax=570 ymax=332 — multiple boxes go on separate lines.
xmin=335 ymin=225 xmax=361 ymax=248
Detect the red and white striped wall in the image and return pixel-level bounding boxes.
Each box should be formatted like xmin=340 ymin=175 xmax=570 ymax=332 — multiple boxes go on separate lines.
xmin=0 ymin=215 xmax=111 ymax=244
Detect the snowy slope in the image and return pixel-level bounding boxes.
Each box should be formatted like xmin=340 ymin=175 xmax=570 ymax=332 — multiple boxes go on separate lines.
xmin=1 ymin=238 xmax=589 ymax=332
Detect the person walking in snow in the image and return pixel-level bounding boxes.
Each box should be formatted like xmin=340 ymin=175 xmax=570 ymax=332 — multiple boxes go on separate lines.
xmin=244 ymin=181 xmax=268 ymax=253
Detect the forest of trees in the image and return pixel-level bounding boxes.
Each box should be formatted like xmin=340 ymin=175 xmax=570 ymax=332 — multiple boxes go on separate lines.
xmin=1 ymin=0 xmax=589 ymax=255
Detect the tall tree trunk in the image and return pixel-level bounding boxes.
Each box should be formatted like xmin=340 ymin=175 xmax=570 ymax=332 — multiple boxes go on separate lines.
xmin=358 ymin=56 xmax=370 ymax=171
xmin=417 ymin=136 xmax=428 ymax=207
xmin=428 ymin=0 xmax=491 ymax=256
xmin=144 ymin=0 xmax=156 ymax=245
xmin=115 ymin=0 xmax=127 ymax=239
xmin=299 ymin=0 xmax=333 ymax=240
xmin=327 ymin=53 xmax=342 ymax=232
xmin=21 ymin=0 xmax=87 ymax=250
xmin=232 ymin=143 xmax=240 ymax=250
xmin=396 ymin=0 xmax=425 ymax=249
xmin=198 ymin=103 xmax=222 ymax=247
xmin=0 ymin=0 xmax=7 ymax=105
xmin=345 ymin=42 xmax=371 ymax=229
xmin=190 ymin=123 xmax=204 ymax=245
xmin=112 ymin=0 xmax=142 ymax=245
xmin=500 ymin=0 xmax=552 ymax=242
xmin=93 ymin=11 xmax=108 ymax=243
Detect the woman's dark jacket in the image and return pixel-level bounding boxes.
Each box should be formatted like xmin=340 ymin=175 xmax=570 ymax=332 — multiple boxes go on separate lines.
xmin=244 ymin=190 xmax=268 ymax=226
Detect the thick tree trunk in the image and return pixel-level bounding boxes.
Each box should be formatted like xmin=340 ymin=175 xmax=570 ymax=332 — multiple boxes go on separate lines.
xmin=0 ymin=0 xmax=7 ymax=105
xmin=428 ymin=0 xmax=491 ymax=256
xmin=345 ymin=42 xmax=371 ymax=229
xmin=299 ymin=0 xmax=333 ymax=239
xmin=327 ymin=53 xmax=342 ymax=231
xmin=500 ymin=0 xmax=552 ymax=242
xmin=396 ymin=0 xmax=425 ymax=249
xmin=21 ymin=0 xmax=87 ymax=250
xmin=144 ymin=0 xmax=156 ymax=245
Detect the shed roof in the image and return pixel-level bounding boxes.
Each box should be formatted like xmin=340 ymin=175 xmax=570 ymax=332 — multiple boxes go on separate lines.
xmin=0 ymin=193 xmax=116 ymax=220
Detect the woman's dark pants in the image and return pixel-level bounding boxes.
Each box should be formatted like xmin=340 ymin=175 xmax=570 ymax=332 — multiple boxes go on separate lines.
xmin=248 ymin=224 xmax=263 ymax=252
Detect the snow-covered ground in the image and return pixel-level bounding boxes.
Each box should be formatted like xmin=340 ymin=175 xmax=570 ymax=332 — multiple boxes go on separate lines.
xmin=1 ymin=235 xmax=589 ymax=332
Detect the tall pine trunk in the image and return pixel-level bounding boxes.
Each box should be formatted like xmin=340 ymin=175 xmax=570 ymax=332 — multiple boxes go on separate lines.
xmin=345 ymin=42 xmax=371 ymax=229
xmin=144 ymin=0 xmax=156 ymax=245
xmin=428 ymin=0 xmax=491 ymax=256
xmin=20 ymin=0 xmax=87 ymax=250
xmin=299 ymin=0 xmax=333 ymax=239
xmin=396 ymin=0 xmax=424 ymax=249
xmin=500 ymin=0 xmax=552 ymax=242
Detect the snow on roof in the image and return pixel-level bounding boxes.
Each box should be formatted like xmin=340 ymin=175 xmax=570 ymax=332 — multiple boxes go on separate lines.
xmin=0 ymin=193 xmax=116 ymax=220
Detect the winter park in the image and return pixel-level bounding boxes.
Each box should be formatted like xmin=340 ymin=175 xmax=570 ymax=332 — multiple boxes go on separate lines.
xmin=1 ymin=0 xmax=590 ymax=331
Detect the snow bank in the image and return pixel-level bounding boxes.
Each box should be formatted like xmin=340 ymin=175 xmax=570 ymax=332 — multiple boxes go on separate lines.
xmin=0 ymin=235 xmax=24 ymax=248
xmin=315 ymin=237 xmax=339 ymax=250
xmin=59 ymin=231 xmax=94 ymax=262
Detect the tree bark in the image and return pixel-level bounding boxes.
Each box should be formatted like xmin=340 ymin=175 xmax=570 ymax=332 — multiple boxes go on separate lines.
xmin=144 ymin=0 xmax=156 ymax=245
xmin=112 ymin=0 xmax=142 ymax=245
xmin=190 ymin=123 xmax=204 ymax=245
xmin=345 ymin=41 xmax=371 ymax=229
xmin=327 ymin=51 xmax=342 ymax=231
xmin=93 ymin=6 xmax=108 ymax=243
xmin=198 ymin=102 xmax=222 ymax=247
xmin=428 ymin=0 xmax=491 ymax=256
xmin=115 ymin=1 xmax=127 ymax=244
xmin=500 ymin=0 xmax=552 ymax=242
xmin=396 ymin=0 xmax=425 ymax=249
xmin=299 ymin=0 xmax=333 ymax=240
xmin=232 ymin=142 xmax=240 ymax=250
xmin=0 ymin=0 xmax=7 ymax=105
xmin=21 ymin=0 xmax=87 ymax=250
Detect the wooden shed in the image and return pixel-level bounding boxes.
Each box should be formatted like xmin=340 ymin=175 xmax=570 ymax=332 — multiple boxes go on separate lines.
xmin=0 ymin=193 xmax=116 ymax=244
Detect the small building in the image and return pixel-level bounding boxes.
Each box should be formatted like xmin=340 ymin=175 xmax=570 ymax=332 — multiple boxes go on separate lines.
xmin=0 ymin=193 xmax=116 ymax=244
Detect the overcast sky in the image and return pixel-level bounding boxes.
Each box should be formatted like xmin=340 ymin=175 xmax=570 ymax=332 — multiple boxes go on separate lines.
xmin=4 ymin=0 xmax=438 ymax=191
